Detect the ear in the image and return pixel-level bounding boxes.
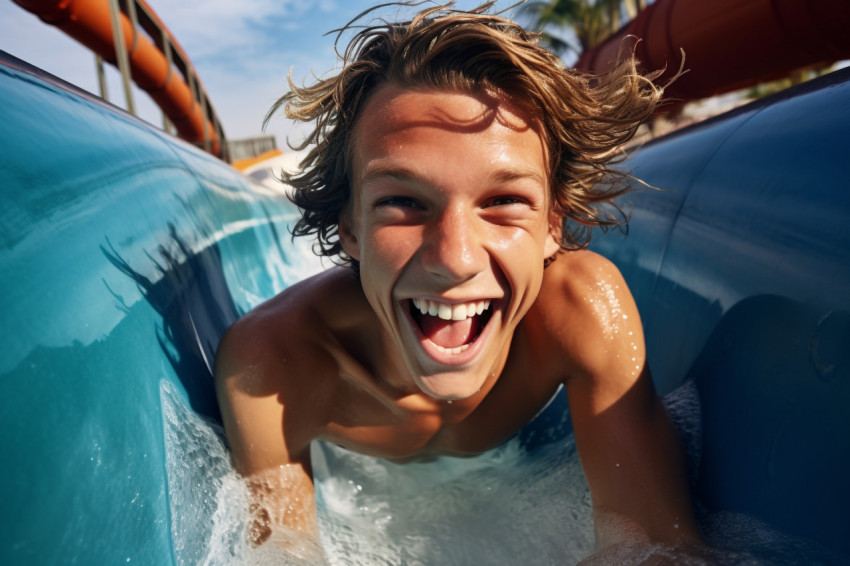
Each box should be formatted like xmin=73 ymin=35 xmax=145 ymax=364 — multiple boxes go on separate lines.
xmin=544 ymin=211 xmax=562 ymax=258
xmin=338 ymin=207 xmax=361 ymax=261
xmin=544 ymin=232 xmax=561 ymax=258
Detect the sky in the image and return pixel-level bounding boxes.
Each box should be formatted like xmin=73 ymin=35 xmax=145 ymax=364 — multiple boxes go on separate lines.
xmin=0 ymin=0 xmax=533 ymax=150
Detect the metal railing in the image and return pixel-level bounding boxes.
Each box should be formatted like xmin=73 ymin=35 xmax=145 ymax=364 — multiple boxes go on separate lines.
xmin=14 ymin=0 xmax=231 ymax=161
xmin=228 ymin=135 xmax=279 ymax=162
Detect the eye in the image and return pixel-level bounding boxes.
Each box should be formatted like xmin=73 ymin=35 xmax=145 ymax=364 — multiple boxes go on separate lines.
xmin=375 ymin=196 xmax=423 ymax=209
xmin=484 ymin=195 xmax=530 ymax=208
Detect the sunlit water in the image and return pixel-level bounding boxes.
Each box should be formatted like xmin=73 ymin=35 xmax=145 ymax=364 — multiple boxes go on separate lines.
xmin=161 ymin=380 xmax=845 ymax=565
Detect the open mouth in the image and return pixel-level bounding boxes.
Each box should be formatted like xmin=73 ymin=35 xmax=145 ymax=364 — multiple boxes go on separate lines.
xmin=408 ymin=298 xmax=494 ymax=355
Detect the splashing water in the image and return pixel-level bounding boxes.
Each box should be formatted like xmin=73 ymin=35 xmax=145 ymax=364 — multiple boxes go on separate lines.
xmin=311 ymin=427 xmax=595 ymax=565
xmin=161 ymin=380 xmax=305 ymax=565
xmin=161 ymin=380 xmax=847 ymax=565
xmin=160 ymin=379 xmax=593 ymax=565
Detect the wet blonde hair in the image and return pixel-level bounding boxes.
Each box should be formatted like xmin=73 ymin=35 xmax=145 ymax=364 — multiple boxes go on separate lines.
xmin=267 ymin=1 xmax=665 ymax=264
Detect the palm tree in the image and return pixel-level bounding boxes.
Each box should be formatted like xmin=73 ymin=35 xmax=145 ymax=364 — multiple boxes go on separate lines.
xmin=623 ymin=0 xmax=646 ymax=20
xmin=522 ymin=0 xmax=647 ymax=58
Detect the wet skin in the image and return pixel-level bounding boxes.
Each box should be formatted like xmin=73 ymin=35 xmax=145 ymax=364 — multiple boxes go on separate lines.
xmin=340 ymin=85 xmax=561 ymax=401
xmin=214 ymin=85 xmax=702 ymax=553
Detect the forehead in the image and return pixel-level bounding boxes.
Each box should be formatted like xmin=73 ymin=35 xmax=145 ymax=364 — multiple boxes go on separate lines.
xmin=350 ymin=84 xmax=548 ymax=188
xmin=357 ymin=83 xmax=540 ymax=134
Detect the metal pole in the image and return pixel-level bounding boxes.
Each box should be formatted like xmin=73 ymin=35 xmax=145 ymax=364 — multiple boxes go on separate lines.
xmin=216 ymin=120 xmax=229 ymax=161
xmin=106 ymin=0 xmax=135 ymax=115
xmin=94 ymin=53 xmax=108 ymax=101
xmin=200 ymin=91 xmax=210 ymax=153
xmin=158 ymin=28 xmax=175 ymax=136
xmin=124 ymin=0 xmax=139 ymax=53
xmin=160 ymin=29 xmax=174 ymax=88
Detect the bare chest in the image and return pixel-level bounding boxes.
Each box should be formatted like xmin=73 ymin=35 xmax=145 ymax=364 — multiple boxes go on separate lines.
xmin=318 ymin=354 xmax=564 ymax=462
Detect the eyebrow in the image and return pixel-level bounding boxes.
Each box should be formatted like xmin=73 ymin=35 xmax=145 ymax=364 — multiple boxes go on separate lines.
xmin=359 ymin=165 xmax=423 ymax=187
xmin=359 ymin=163 xmax=546 ymax=188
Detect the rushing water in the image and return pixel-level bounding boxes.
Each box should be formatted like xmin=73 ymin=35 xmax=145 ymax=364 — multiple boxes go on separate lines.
xmin=161 ymin=380 xmax=846 ymax=565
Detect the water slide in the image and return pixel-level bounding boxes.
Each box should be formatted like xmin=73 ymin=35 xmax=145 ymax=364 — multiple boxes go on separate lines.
xmin=12 ymin=0 xmax=226 ymax=158
xmin=575 ymin=0 xmax=850 ymax=103
xmin=2 ymin=2 xmax=850 ymax=564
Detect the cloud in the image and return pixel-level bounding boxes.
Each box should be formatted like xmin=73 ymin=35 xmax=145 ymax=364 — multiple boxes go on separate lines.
xmin=143 ymin=0 xmax=350 ymax=140
xmin=3 ymin=0 xmax=530 ymax=148
xmin=154 ymin=0 xmax=338 ymax=66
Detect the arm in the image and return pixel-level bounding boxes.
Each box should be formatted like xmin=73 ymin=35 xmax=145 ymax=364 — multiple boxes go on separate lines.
xmin=551 ymin=253 xmax=701 ymax=549
xmin=214 ymin=316 xmax=326 ymax=561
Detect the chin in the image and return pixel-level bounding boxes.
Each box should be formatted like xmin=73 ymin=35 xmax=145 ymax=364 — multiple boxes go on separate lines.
xmin=414 ymin=372 xmax=488 ymax=401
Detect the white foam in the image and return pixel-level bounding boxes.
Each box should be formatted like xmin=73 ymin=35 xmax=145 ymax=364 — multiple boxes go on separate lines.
xmin=311 ymin=427 xmax=595 ymax=564
xmin=161 ymin=380 xmax=314 ymax=565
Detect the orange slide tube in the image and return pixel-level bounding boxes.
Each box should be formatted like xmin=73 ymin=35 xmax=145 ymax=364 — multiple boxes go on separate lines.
xmin=574 ymin=0 xmax=850 ymax=103
xmin=14 ymin=0 xmax=220 ymax=156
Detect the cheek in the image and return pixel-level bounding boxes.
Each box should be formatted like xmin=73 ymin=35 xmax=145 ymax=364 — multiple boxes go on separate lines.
xmin=362 ymin=226 xmax=420 ymax=270
xmin=488 ymin=226 xmax=527 ymax=253
xmin=487 ymin=226 xmax=547 ymax=270
xmin=487 ymin=228 xmax=546 ymax=290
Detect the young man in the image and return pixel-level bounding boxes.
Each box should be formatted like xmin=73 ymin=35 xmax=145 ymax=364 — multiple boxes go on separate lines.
xmin=214 ymin=1 xmax=701 ymax=559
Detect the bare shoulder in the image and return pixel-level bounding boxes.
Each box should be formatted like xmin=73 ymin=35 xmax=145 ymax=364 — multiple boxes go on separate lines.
xmin=531 ymin=250 xmax=646 ymax=385
xmin=540 ymin=249 xmax=625 ymax=297
xmin=213 ymin=267 xmax=366 ymax=469
xmin=217 ymin=268 xmax=354 ymax=377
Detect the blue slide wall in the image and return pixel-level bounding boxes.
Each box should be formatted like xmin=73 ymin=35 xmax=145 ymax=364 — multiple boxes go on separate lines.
xmin=0 ymin=52 xmax=320 ymax=564
xmin=591 ymin=69 xmax=850 ymax=555
xmin=1 ymin=49 xmax=848 ymax=563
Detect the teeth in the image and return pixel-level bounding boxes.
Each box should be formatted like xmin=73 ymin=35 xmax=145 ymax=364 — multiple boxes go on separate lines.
xmin=433 ymin=343 xmax=471 ymax=355
xmin=451 ymin=304 xmax=467 ymax=321
xmin=413 ymin=298 xmax=491 ymax=320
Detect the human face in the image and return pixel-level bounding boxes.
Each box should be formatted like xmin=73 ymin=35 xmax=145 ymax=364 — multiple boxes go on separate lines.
xmin=341 ymin=85 xmax=560 ymax=400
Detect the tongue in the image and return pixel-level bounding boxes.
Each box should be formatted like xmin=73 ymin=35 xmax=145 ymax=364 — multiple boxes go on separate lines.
xmin=419 ymin=315 xmax=479 ymax=348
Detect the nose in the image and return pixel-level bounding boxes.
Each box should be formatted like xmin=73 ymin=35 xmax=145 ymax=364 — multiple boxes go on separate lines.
xmin=420 ymin=205 xmax=487 ymax=283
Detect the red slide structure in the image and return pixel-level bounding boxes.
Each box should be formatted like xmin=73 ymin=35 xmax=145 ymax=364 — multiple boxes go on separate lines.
xmin=14 ymin=0 xmax=226 ymax=158
xmin=575 ymin=0 xmax=850 ymax=103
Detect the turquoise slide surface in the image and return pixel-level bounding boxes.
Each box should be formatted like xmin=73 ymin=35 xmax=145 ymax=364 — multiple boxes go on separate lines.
xmin=0 ymin=52 xmax=321 ymax=564
xmin=1 ymin=49 xmax=848 ymax=563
